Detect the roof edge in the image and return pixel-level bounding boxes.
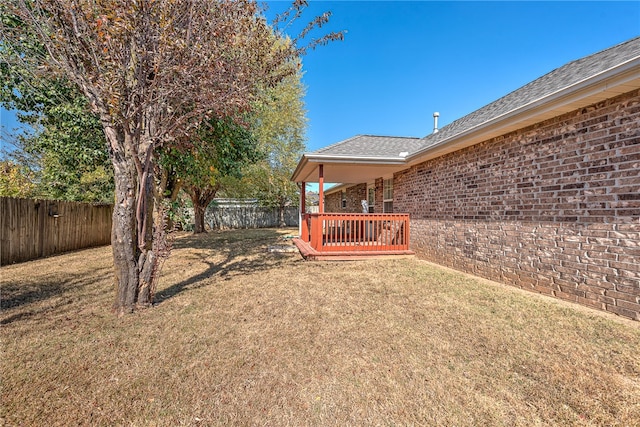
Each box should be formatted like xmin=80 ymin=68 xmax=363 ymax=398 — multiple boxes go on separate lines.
xmin=304 ymin=153 xmax=408 ymax=163
xmin=407 ymin=56 xmax=640 ymax=164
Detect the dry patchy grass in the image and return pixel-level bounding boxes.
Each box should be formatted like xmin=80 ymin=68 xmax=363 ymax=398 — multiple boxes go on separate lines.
xmin=1 ymin=228 xmax=639 ymax=426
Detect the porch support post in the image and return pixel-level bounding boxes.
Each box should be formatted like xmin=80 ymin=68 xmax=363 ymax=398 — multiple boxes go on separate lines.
xmin=299 ymin=182 xmax=306 ymax=239
xmin=318 ymin=164 xmax=324 ymax=214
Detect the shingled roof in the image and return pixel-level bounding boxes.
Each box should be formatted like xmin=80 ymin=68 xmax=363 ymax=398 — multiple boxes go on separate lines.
xmin=293 ymin=36 xmax=640 ymax=183
xmin=313 ymin=37 xmax=640 ymax=159
xmin=314 ymin=135 xmax=423 ymax=158
xmin=413 ymin=36 xmax=640 ymax=156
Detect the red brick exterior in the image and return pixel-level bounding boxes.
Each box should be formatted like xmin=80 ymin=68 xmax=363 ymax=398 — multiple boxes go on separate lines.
xmin=333 ymin=89 xmax=639 ymax=320
xmin=393 ymin=89 xmax=640 ymax=321
xmin=324 ymin=191 xmax=341 ymax=212
xmin=324 ymin=184 xmax=367 ymax=213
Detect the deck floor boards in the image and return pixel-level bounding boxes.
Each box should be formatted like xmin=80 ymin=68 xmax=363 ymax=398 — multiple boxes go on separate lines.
xmin=293 ymin=238 xmax=415 ymax=261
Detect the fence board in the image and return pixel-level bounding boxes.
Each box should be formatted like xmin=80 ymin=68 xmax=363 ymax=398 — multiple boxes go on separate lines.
xmin=206 ymin=205 xmax=299 ymax=230
xmin=1 ymin=197 xmax=113 ymax=266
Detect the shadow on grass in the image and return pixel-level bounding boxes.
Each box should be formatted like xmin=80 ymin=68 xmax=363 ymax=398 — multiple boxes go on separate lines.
xmin=1 ymin=285 xmax=66 ymax=311
xmin=155 ymin=228 xmax=298 ymax=304
xmin=0 ymin=265 xmax=113 ymax=324
xmin=1 ymin=228 xmax=298 ymax=319
xmin=170 ymin=227 xmax=290 ymax=251
xmin=0 ymin=310 xmax=36 ymax=325
xmin=154 ymin=254 xmax=223 ymax=303
xmin=1 ymin=294 xmax=60 ymax=325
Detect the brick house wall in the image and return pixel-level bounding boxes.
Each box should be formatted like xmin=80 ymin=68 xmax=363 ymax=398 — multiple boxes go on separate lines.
xmin=324 ymin=191 xmax=342 ymax=212
xmin=393 ymin=89 xmax=640 ymax=320
xmin=324 ymin=184 xmax=367 ymax=213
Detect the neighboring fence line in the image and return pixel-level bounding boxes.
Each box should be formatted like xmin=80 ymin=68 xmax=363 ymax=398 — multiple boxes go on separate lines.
xmin=206 ymin=200 xmax=299 ymax=230
xmin=1 ymin=197 xmax=113 ymax=266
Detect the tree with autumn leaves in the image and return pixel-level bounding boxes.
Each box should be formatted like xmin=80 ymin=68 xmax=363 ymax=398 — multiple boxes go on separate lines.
xmin=0 ymin=8 xmax=113 ymax=203
xmin=222 ymin=71 xmax=307 ymax=226
xmin=161 ymin=115 xmax=261 ymax=234
xmin=1 ymin=0 xmax=342 ymax=314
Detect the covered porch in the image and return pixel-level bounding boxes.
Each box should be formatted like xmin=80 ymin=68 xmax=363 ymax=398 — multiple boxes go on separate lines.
xmin=291 ymin=146 xmax=415 ymax=260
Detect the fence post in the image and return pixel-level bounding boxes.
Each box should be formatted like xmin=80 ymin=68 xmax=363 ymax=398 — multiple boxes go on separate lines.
xmin=38 ymin=199 xmax=45 ymax=258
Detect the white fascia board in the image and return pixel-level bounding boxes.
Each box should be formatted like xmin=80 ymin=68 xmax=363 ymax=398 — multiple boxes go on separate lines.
xmin=305 ymin=154 xmax=407 ymax=165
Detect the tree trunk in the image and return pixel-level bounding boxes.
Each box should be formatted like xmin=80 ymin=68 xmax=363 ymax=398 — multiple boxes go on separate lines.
xmin=279 ymin=204 xmax=286 ymax=227
xmin=188 ymin=186 xmax=217 ymax=234
xmin=193 ymin=202 xmax=207 ymax=234
xmin=135 ymin=164 xmax=157 ymax=308
xmin=111 ymin=151 xmax=140 ymax=314
xmin=107 ymin=127 xmax=163 ymax=315
xmin=158 ymin=167 xmax=182 ymax=231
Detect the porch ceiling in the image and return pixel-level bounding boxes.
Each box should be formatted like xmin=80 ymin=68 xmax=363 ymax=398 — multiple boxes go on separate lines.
xmin=292 ymin=156 xmax=407 ymax=184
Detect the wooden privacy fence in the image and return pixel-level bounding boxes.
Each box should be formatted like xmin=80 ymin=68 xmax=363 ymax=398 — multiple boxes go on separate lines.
xmin=1 ymin=197 xmax=113 ymax=266
xmin=206 ymin=204 xmax=299 ymax=230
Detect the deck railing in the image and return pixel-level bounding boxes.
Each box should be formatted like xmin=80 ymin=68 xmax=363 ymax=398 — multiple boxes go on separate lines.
xmin=301 ymin=213 xmax=410 ymax=253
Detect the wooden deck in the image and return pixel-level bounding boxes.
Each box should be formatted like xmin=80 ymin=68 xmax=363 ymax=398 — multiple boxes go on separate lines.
xmin=293 ymin=237 xmax=414 ymax=261
xmin=296 ymin=212 xmax=414 ymax=260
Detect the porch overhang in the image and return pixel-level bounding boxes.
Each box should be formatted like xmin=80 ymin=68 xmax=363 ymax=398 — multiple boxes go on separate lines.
xmin=291 ymin=154 xmax=408 ymax=184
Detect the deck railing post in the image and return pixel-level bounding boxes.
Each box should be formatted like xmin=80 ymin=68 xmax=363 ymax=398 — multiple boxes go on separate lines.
xmin=301 ymin=214 xmax=310 ymax=242
xmin=310 ymin=214 xmax=323 ymax=250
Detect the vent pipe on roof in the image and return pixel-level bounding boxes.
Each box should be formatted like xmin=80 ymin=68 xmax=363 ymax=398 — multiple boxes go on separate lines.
xmin=433 ymin=112 xmax=440 ymax=134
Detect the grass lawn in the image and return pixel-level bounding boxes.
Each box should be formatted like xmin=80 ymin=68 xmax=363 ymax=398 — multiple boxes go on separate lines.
xmin=1 ymin=228 xmax=639 ymax=426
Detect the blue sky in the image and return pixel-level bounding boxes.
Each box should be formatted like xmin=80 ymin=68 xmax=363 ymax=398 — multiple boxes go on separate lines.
xmin=266 ymin=1 xmax=640 ymax=153
xmin=2 ymin=1 xmax=639 ymax=157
